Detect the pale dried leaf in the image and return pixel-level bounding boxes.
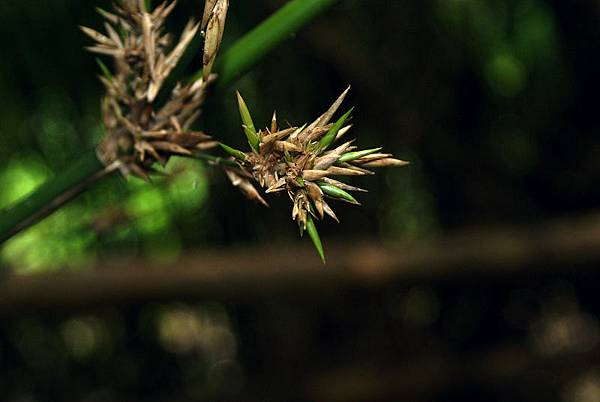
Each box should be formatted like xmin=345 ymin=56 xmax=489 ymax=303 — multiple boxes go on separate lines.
xmin=142 ymin=12 xmax=156 ymax=81
xmin=302 ymin=170 xmax=330 ymax=181
xmin=321 ymin=177 xmax=367 ymax=193
xmin=326 ymin=166 xmax=369 ymax=176
xmin=307 ymin=85 xmax=351 ymax=131
xmin=80 ymin=26 xmax=114 ymax=46
xmin=226 ymin=169 xmax=269 ymax=207
xmin=362 ymin=158 xmax=410 ymax=168
xmin=266 ymin=177 xmax=286 ymax=193
xmin=261 ymin=127 xmax=296 ymax=146
xmin=273 ymin=141 xmax=301 ymax=153
xmin=271 ymin=111 xmax=278 ymax=133
xmin=152 ymin=141 xmax=192 ymax=155
xmin=334 ymin=124 xmax=353 ymax=142
xmin=322 ymin=201 xmax=339 ymax=223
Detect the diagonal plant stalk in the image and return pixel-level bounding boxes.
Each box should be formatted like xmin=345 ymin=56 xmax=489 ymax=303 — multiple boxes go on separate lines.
xmin=0 ymin=0 xmax=342 ymax=245
xmin=0 ymin=154 xmax=112 ymax=244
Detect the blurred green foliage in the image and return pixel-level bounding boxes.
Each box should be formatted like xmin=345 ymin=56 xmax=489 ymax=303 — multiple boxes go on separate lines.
xmin=437 ymin=0 xmax=560 ymax=98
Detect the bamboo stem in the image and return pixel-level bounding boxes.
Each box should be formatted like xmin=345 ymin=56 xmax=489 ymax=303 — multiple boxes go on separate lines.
xmin=0 ymin=0 xmax=342 ymax=244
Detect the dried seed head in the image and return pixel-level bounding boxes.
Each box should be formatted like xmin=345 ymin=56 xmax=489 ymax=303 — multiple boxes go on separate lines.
xmin=203 ymin=0 xmax=229 ymax=79
xmin=84 ymin=1 xmax=228 ymax=179
xmin=221 ymin=87 xmax=409 ymax=261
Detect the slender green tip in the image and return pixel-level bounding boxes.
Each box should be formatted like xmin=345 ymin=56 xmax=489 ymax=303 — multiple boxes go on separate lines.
xmin=318 ymin=183 xmax=359 ymax=204
xmin=306 ymin=215 xmax=326 ymax=264
xmin=96 ymin=58 xmax=113 ymax=81
xmin=318 ymin=107 xmax=354 ymax=151
xmin=219 ymin=143 xmax=247 ymax=161
xmin=95 ymin=7 xmax=111 ymax=18
xmin=236 ymin=91 xmax=260 ymax=152
xmin=338 ymin=147 xmax=382 ymax=163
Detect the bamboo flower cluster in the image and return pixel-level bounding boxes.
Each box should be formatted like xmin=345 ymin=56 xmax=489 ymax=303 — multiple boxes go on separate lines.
xmin=221 ymin=88 xmax=409 ymax=262
xmin=82 ymin=0 xmax=408 ymax=262
xmin=82 ymin=0 xmax=228 ymax=179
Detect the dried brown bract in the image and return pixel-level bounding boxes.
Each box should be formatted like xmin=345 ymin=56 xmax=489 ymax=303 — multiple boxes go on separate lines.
xmin=221 ymin=87 xmax=409 ymax=260
xmin=83 ymin=0 xmax=229 ymax=179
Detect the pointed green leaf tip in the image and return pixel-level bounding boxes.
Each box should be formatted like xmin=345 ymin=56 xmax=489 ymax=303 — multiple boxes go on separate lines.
xmin=306 ymin=215 xmax=326 ymax=264
xmin=338 ymin=147 xmax=382 ymax=163
xmin=318 ymin=183 xmax=359 ymax=204
xmin=95 ymin=7 xmax=112 ymax=19
xmin=236 ymin=91 xmax=260 ymax=152
xmin=96 ymin=58 xmax=113 ymax=81
xmin=219 ymin=143 xmax=247 ymax=161
xmin=318 ymin=107 xmax=354 ymax=151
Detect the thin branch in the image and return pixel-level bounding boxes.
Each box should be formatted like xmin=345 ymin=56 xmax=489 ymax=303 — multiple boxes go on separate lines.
xmin=190 ymin=151 xmax=238 ymax=168
xmin=0 ymin=152 xmax=106 ymax=244
xmin=2 ymin=162 xmax=120 ymax=243
xmin=1 ymin=212 xmax=600 ymax=314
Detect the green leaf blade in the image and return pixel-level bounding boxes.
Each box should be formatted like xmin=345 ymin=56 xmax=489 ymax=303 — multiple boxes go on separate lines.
xmin=306 ymin=215 xmax=326 ymax=264
xmin=318 ymin=182 xmax=360 ymax=205
xmin=338 ymin=147 xmax=382 ymax=163
xmin=318 ymin=183 xmax=359 ymax=204
xmin=219 ymin=143 xmax=247 ymax=161
xmin=317 ymin=107 xmax=354 ymax=151
xmin=236 ymin=92 xmax=260 ymax=152
xmin=96 ymin=58 xmax=113 ymax=81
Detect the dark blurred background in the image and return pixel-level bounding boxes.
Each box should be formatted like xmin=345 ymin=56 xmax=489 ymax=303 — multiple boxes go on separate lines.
xmin=1 ymin=0 xmax=600 ymax=401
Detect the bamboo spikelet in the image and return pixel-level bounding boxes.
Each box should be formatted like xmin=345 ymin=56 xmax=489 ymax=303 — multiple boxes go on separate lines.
xmin=221 ymin=87 xmax=409 ymax=261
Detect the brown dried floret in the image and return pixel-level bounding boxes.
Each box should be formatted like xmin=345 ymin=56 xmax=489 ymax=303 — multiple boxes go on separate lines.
xmin=83 ymin=0 xmax=229 ymax=179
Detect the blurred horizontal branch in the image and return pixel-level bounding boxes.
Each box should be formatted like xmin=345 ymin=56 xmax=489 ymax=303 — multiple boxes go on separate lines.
xmin=2 ymin=212 xmax=600 ymax=314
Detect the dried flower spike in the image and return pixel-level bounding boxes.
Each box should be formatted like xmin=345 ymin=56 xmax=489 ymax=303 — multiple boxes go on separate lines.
xmin=221 ymin=87 xmax=409 ymax=262
xmin=83 ymin=0 xmax=229 ymax=179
